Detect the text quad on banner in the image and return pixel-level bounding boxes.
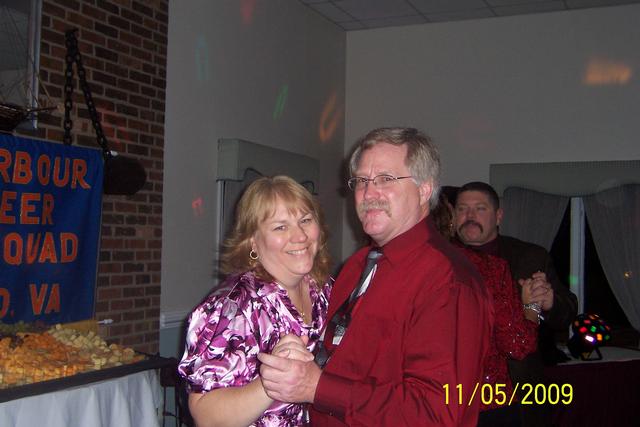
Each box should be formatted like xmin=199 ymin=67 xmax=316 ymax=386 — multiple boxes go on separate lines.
xmin=0 ymin=134 xmax=103 ymax=324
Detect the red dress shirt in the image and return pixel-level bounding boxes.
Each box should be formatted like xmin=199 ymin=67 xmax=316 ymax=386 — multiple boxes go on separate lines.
xmin=311 ymin=219 xmax=493 ymax=426
xmin=461 ymin=249 xmax=538 ymax=411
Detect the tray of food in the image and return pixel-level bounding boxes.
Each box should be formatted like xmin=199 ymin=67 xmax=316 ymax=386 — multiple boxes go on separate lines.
xmin=0 ymin=321 xmax=173 ymax=403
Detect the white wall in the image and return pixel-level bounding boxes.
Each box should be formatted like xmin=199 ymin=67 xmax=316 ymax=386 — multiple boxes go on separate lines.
xmin=343 ymin=4 xmax=640 ymax=256
xmin=162 ymin=0 xmax=346 ymax=332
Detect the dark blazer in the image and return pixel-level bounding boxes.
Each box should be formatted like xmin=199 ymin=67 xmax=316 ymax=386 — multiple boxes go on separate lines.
xmin=497 ymin=235 xmax=578 ymax=331
xmin=497 ymin=234 xmax=578 ymax=427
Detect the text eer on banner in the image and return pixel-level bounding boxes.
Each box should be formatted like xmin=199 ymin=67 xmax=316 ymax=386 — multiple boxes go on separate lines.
xmin=0 ymin=134 xmax=103 ymax=324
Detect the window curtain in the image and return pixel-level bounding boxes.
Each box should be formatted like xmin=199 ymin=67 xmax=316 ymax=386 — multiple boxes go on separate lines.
xmin=583 ymin=184 xmax=640 ymax=331
xmin=500 ymin=187 xmax=570 ymax=251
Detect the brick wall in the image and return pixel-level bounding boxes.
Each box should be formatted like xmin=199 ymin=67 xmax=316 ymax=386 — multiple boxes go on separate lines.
xmin=17 ymin=0 xmax=168 ymax=353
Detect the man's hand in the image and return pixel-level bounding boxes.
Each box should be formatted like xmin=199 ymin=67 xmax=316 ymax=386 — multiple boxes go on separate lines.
xmin=258 ymin=346 xmax=321 ymax=404
xmin=520 ymin=271 xmax=554 ymax=311
xmin=272 ymin=334 xmax=314 ymax=362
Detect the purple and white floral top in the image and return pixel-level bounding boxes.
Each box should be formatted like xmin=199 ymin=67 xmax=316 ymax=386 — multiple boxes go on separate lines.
xmin=178 ymin=271 xmax=331 ymax=427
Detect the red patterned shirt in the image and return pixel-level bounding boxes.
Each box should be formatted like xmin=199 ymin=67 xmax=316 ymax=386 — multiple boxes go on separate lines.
xmin=461 ymin=248 xmax=538 ymax=411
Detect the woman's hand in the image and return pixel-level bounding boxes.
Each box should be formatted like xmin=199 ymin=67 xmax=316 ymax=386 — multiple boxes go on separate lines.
xmin=519 ymin=277 xmax=542 ymax=324
xmin=272 ymin=334 xmax=314 ymax=362
xmin=519 ymin=272 xmax=554 ymax=310
xmin=519 ymin=278 xmax=534 ymax=305
xmin=528 ymin=271 xmax=554 ymax=311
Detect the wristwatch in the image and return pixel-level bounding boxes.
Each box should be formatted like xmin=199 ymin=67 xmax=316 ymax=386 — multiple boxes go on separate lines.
xmin=523 ymin=302 xmax=544 ymax=321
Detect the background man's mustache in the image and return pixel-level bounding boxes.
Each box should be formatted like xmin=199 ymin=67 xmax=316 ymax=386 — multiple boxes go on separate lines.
xmin=459 ymin=220 xmax=483 ymax=233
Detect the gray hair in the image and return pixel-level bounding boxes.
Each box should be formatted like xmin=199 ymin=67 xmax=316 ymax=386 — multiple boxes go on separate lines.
xmin=348 ymin=127 xmax=441 ymax=209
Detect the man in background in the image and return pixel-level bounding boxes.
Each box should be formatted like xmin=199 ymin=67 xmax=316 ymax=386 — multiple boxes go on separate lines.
xmin=454 ymin=181 xmax=578 ymax=427
xmin=258 ymin=127 xmax=493 ymax=426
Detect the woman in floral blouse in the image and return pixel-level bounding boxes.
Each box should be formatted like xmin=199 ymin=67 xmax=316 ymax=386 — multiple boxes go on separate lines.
xmin=178 ymin=176 xmax=332 ymax=427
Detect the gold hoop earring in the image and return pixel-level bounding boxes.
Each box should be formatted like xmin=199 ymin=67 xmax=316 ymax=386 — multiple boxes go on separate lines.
xmin=249 ymin=250 xmax=259 ymax=260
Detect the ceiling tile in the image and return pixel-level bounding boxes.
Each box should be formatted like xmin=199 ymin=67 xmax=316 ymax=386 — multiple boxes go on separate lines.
xmin=308 ymin=2 xmax=354 ymax=22
xmin=298 ymin=0 xmax=640 ymax=30
xmin=335 ymin=0 xmax=420 ymax=20
xmin=362 ymin=14 xmax=429 ymax=29
xmin=566 ymin=0 xmax=640 ymax=8
xmin=427 ymin=7 xmax=496 ymax=22
xmin=486 ymin=0 xmax=551 ymax=6
xmin=409 ymin=0 xmax=487 ymax=14
xmin=494 ymin=1 xmax=566 ymax=16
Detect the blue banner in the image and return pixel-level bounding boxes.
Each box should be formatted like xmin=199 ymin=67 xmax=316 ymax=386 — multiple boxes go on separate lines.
xmin=0 ymin=134 xmax=103 ymax=324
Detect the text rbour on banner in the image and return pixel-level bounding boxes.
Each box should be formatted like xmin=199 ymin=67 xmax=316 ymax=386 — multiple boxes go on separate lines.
xmin=0 ymin=134 xmax=103 ymax=324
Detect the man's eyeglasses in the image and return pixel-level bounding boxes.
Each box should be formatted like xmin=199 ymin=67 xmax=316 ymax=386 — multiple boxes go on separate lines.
xmin=347 ymin=174 xmax=415 ymax=191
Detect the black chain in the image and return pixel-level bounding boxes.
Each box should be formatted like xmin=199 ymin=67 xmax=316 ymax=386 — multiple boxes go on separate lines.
xmin=63 ymin=29 xmax=111 ymax=159
xmin=62 ymin=32 xmax=74 ymax=145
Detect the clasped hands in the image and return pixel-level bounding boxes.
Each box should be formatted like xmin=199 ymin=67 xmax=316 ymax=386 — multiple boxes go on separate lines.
xmin=519 ymin=271 xmax=554 ymax=311
xmin=257 ymin=334 xmax=322 ymax=404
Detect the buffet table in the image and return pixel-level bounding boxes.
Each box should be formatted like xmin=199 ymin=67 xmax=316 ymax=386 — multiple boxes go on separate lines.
xmin=545 ymin=346 xmax=640 ymax=427
xmin=0 ymin=357 xmax=170 ymax=427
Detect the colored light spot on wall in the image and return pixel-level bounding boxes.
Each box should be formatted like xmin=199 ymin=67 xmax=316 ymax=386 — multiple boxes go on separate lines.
xmin=192 ymin=197 xmax=204 ymax=217
xmin=195 ymin=36 xmax=210 ymax=83
xmin=318 ymin=91 xmax=343 ymax=143
xmin=568 ymin=275 xmax=578 ymax=286
xmin=273 ymin=84 xmax=288 ymax=120
xmin=623 ymin=270 xmax=632 ymax=280
xmin=241 ymin=0 xmax=256 ymax=26
xmin=583 ymin=58 xmax=632 ymax=86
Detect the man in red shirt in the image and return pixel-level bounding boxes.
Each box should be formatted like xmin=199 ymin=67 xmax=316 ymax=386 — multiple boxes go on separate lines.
xmin=258 ymin=127 xmax=493 ymax=426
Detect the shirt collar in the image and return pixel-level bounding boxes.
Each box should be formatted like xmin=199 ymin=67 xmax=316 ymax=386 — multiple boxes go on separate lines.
xmin=253 ymin=272 xmax=318 ymax=298
xmin=454 ymin=235 xmax=500 ymax=256
xmin=377 ymin=216 xmax=436 ymax=266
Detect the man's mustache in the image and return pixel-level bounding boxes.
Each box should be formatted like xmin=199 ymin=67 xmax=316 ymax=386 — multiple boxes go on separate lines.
xmin=357 ymin=200 xmax=391 ymax=217
xmin=459 ymin=220 xmax=483 ymax=233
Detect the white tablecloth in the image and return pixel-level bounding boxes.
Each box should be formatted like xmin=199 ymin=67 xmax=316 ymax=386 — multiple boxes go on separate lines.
xmin=558 ymin=344 xmax=640 ymax=364
xmin=0 ymin=369 xmax=161 ymax=427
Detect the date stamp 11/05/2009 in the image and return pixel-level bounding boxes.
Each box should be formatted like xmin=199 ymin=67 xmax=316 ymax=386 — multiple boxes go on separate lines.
xmin=443 ymin=383 xmax=573 ymax=406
